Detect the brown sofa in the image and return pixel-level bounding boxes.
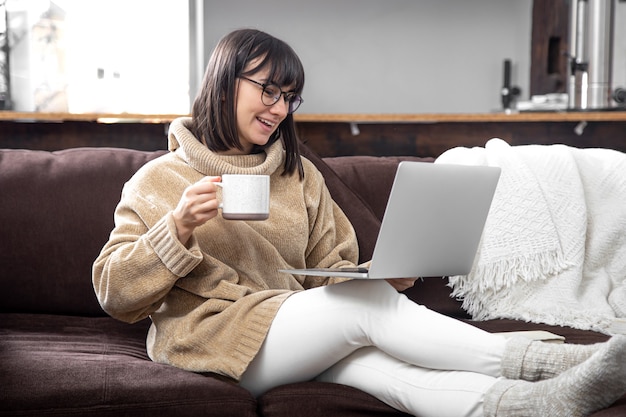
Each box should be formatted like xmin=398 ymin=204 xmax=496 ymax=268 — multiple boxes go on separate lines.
xmin=1 ymin=143 xmax=624 ymax=416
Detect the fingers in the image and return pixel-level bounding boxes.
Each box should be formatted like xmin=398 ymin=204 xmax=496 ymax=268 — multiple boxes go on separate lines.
xmin=385 ymin=278 xmax=418 ymax=292
xmin=198 ymin=175 xmax=222 ymax=186
xmin=184 ymin=176 xmax=221 ymax=209
xmin=195 ymin=175 xmax=222 ymax=193
xmin=172 ymin=177 xmax=221 ymax=243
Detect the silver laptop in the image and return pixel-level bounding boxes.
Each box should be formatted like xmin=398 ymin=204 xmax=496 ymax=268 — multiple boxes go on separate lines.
xmin=280 ymin=161 xmax=501 ymax=279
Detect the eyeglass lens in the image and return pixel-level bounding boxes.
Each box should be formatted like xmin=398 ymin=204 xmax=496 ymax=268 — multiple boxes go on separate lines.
xmin=261 ymin=84 xmax=303 ymax=113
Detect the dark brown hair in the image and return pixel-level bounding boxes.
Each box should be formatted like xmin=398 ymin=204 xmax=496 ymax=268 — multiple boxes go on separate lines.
xmin=190 ymin=29 xmax=305 ymax=178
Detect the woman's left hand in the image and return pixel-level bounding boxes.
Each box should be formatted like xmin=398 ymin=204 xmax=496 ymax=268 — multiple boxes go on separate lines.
xmin=385 ymin=278 xmax=418 ymax=292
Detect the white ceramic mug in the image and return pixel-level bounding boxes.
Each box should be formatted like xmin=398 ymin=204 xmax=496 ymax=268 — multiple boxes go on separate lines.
xmin=214 ymin=174 xmax=270 ymax=220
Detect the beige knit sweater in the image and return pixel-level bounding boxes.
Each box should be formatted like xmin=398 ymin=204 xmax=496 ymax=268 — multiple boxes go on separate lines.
xmin=92 ymin=117 xmax=358 ymax=380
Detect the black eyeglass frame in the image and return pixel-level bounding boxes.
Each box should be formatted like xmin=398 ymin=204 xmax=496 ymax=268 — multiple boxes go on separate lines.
xmin=239 ymin=76 xmax=303 ymax=114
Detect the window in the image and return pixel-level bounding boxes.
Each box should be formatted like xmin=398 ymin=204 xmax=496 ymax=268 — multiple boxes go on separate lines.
xmin=5 ymin=0 xmax=189 ymax=114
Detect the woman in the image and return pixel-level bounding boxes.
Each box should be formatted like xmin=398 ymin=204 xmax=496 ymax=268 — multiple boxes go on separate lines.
xmin=93 ymin=28 xmax=626 ymax=417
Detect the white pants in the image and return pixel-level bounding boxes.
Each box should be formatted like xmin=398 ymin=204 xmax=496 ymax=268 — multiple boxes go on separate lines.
xmin=239 ymin=279 xmax=506 ymax=417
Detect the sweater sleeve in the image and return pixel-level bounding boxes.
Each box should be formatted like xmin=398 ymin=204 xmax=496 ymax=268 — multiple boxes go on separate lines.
xmin=92 ymin=187 xmax=204 ymax=323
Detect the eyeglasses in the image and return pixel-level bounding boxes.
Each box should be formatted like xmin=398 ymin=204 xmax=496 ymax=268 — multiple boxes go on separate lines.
xmin=239 ymin=76 xmax=303 ymax=114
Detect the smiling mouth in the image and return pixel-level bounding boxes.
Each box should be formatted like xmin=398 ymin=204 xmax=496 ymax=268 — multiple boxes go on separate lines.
xmin=257 ymin=117 xmax=276 ymax=128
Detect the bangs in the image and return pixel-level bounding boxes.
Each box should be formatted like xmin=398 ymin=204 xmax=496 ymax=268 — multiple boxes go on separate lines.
xmin=241 ymin=36 xmax=305 ymax=93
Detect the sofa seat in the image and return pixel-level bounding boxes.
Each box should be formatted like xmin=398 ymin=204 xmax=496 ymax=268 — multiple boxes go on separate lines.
xmin=0 ymin=314 xmax=257 ymax=417
xmin=259 ymin=382 xmax=412 ymax=417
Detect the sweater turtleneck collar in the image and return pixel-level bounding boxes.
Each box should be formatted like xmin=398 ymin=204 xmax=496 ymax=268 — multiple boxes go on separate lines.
xmin=168 ymin=117 xmax=285 ymax=177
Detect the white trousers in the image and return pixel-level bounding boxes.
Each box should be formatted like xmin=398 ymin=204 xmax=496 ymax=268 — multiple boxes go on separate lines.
xmin=239 ymin=279 xmax=506 ymax=417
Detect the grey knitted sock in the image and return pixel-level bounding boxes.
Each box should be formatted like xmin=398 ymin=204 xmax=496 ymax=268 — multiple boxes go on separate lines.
xmin=485 ymin=335 xmax=626 ymax=417
xmin=501 ymin=336 xmax=601 ymax=381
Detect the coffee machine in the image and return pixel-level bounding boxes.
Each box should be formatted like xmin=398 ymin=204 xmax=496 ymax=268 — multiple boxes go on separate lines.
xmin=568 ymin=0 xmax=625 ymax=110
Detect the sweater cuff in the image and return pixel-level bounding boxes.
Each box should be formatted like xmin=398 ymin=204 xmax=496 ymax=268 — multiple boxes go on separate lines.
xmin=146 ymin=213 xmax=203 ymax=277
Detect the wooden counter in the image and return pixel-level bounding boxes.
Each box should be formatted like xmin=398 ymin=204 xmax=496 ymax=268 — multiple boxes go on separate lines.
xmin=2 ymin=110 xmax=626 ymax=123
xmin=1 ymin=111 xmax=625 ymax=157
xmin=292 ymin=111 xmax=626 ymax=157
xmin=296 ymin=112 xmax=626 ymax=123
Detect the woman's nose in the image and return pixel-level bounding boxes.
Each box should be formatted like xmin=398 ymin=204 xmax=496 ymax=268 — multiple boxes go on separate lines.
xmin=269 ymin=97 xmax=289 ymax=117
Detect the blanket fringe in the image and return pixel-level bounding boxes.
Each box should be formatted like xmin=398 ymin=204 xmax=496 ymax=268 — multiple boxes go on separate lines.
xmin=448 ymin=249 xmax=573 ymax=317
xmin=450 ymin=249 xmax=572 ymax=293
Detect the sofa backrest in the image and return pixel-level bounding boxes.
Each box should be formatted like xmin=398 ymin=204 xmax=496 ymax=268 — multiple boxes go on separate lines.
xmin=323 ymin=156 xmax=434 ymax=221
xmin=0 ymin=148 xmax=166 ymax=316
xmin=0 ymin=146 xmax=466 ymax=319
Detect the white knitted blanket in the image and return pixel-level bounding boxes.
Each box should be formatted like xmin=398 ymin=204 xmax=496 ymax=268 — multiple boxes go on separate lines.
xmin=436 ymin=139 xmax=626 ymax=334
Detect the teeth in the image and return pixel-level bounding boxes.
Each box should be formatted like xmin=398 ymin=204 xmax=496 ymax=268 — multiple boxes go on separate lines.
xmin=258 ymin=117 xmax=275 ymax=127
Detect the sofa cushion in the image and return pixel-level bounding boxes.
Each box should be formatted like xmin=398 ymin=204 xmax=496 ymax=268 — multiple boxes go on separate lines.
xmin=323 ymin=156 xmax=434 ymax=221
xmin=0 ymin=148 xmax=166 ymax=316
xmin=0 ymin=313 xmax=257 ymax=417
xmin=259 ymin=381 xmax=411 ymax=417
xmin=465 ymin=318 xmax=611 ymax=344
xmin=403 ymin=278 xmax=470 ymax=318
xmin=300 ymin=142 xmax=382 ymax=264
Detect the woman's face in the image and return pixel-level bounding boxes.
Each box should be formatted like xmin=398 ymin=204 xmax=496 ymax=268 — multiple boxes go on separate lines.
xmin=232 ymin=65 xmax=292 ymax=155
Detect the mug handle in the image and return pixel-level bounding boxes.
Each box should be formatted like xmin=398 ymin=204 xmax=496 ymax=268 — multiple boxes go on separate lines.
xmin=213 ymin=181 xmax=223 ymax=209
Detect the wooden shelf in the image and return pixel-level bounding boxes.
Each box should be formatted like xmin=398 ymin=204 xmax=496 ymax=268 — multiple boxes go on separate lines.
xmin=0 ymin=111 xmax=183 ymax=123
xmin=1 ymin=110 xmax=624 ymax=156
xmin=1 ymin=110 xmax=626 ymax=124
xmin=294 ymin=112 xmax=626 ymax=123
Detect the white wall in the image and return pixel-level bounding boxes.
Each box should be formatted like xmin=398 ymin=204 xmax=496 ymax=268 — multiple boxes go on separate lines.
xmin=201 ymin=0 xmax=533 ymax=114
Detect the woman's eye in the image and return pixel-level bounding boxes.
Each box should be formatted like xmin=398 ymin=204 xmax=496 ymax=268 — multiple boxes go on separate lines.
xmin=264 ymin=85 xmax=281 ymax=98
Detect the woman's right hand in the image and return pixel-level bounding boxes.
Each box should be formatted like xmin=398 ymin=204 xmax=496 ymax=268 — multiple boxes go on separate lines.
xmin=172 ymin=176 xmax=221 ymax=245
